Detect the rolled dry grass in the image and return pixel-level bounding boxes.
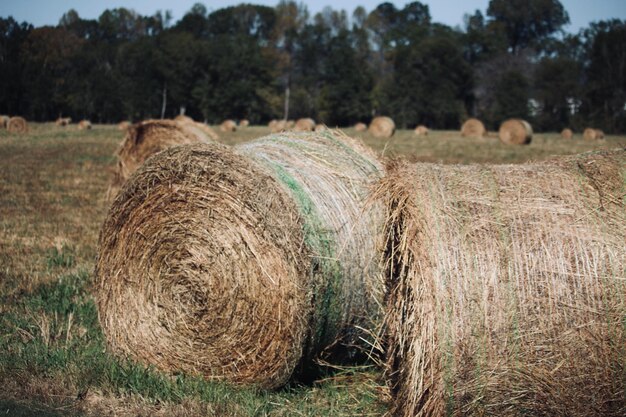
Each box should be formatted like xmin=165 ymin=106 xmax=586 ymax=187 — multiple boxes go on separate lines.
xmin=461 ymin=118 xmax=486 ymax=137
xmin=220 ymin=119 xmax=237 ymax=132
xmin=269 ymin=119 xmax=287 ymax=133
xmin=294 ymin=118 xmax=315 ymax=132
xmin=354 ymin=122 xmax=367 ymax=132
xmin=55 ymin=117 xmax=72 ymax=127
xmin=78 ymin=120 xmax=92 ymax=130
xmin=118 ymin=121 xmax=130 ymax=131
xmin=561 ymin=127 xmax=573 ymax=139
xmin=96 ymin=131 xmax=384 ymax=388
xmin=0 ymin=115 xmax=9 ymax=129
xmin=414 ymin=125 xmax=428 ymax=136
xmin=498 ymin=118 xmax=532 ymax=144
xmin=584 ymin=128 xmax=605 ymax=141
xmin=368 ymin=116 xmax=395 ymax=138
xmin=374 ymin=150 xmax=626 ymax=417
xmin=7 ymin=116 xmax=28 ymax=134
xmin=174 ymin=114 xmax=195 ymax=124
xmin=173 ymin=117 xmax=220 ymax=142
xmin=315 ymin=124 xmax=327 ymax=131
xmin=239 ymin=119 xmax=250 ymax=127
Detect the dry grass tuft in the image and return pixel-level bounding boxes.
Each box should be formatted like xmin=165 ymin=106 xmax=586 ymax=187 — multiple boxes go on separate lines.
xmin=374 ymin=149 xmax=626 ymax=417
xmin=7 ymin=116 xmax=28 ymax=134
xmin=461 ymin=118 xmax=486 ymax=138
xmin=369 ymin=117 xmax=395 ymax=138
xmin=498 ymin=118 xmax=532 ymax=144
xmin=96 ymin=131 xmax=384 ymax=389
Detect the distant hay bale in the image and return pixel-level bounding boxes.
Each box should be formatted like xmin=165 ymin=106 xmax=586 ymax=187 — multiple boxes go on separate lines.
xmin=239 ymin=119 xmax=250 ymax=127
xmin=294 ymin=118 xmax=315 ymax=132
xmin=561 ymin=128 xmax=573 ymax=139
xmin=414 ymin=125 xmax=428 ymax=136
xmin=174 ymin=117 xmax=220 ymax=142
xmin=368 ymin=116 xmax=395 ymax=138
xmin=7 ymin=116 xmax=28 ymax=134
xmin=461 ymin=118 xmax=486 ymax=137
xmin=354 ymin=122 xmax=367 ymax=132
xmin=269 ymin=119 xmax=287 ymax=133
xmin=0 ymin=115 xmax=9 ymax=129
xmin=96 ymin=131 xmax=384 ymax=389
xmin=286 ymin=120 xmax=295 ymax=129
xmin=55 ymin=117 xmax=72 ymax=127
xmin=374 ymin=150 xmax=626 ymax=417
xmin=584 ymin=128 xmax=604 ymax=141
xmin=498 ymin=118 xmax=532 ymax=145
xmin=117 ymin=121 xmax=130 ymax=131
xmin=315 ymin=124 xmax=327 ymax=131
xmin=174 ymin=114 xmax=194 ymax=124
xmin=220 ymin=119 xmax=237 ymax=132
xmin=78 ymin=120 xmax=92 ymax=130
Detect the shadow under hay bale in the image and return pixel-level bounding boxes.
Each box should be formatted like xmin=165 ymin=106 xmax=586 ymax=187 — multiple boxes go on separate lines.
xmin=96 ymin=131 xmax=384 ymax=388
xmin=374 ymin=149 xmax=626 ymax=417
xmin=369 ymin=116 xmax=395 ymax=138
xmin=461 ymin=118 xmax=486 ymax=138
xmin=7 ymin=116 xmax=28 ymax=134
xmin=498 ymin=118 xmax=532 ymax=144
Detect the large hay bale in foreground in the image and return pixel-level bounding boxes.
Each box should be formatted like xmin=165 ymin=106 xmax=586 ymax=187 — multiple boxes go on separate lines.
xmin=584 ymin=127 xmax=605 ymax=140
xmin=354 ymin=122 xmax=367 ymax=132
xmin=294 ymin=118 xmax=315 ymax=132
xmin=375 ymin=150 xmax=626 ymax=417
xmin=96 ymin=131 xmax=384 ymax=388
xmin=78 ymin=120 xmax=92 ymax=130
xmin=7 ymin=116 xmax=28 ymax=134
xmin=561 ymin=127 xmax=573 ymax=139
xmin=461 ymin=118 xmax=486 ymax=137
xmin=498 ymin=118 xmax=532 ymax=144
xmin=414 ymin=125 xmax=428 ymax=136
xmin=220 ymin=119 xmax=237 ymax=132
xmin=368 ymin=116 xmax=395 ymax=138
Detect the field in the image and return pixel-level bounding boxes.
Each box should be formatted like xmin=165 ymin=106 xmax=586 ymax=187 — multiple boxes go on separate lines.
xmin=1 ymin=123 xmax=624 ymax=416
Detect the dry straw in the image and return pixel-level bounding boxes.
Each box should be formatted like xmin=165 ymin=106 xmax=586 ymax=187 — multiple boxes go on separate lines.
xmin=561 ymin=127 xmax=573 ymax=139
xmin=498 ymin=118 xmax=532 ymax=144
xmin=584 ymin=128 xmax=605 ymax=141
xmin=374 ymin=149 xmax=626 ymax=417
xmin=414 ymin=125 xmax=429 ymax=136
xmin=220 ymin=119 xmax=237 ymax=132
xmin=78 ymin=120 xmax=92 ymax=130
xmin=96 ymin=130 xmax=384 ymax=388
xmin=7 ymin=116 xmax=28 ymax=134
xmin=369 ymin=116 xmax=395 ymax=138
xmin=461 ymin=118 xmax=486 ymax=138
xmin=294 ymin=118 xmax=315 ymax=132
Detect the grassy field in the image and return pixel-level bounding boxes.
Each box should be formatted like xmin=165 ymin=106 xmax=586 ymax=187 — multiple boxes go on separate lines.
xmin=1 ymin=123 xmax=624 ymax=416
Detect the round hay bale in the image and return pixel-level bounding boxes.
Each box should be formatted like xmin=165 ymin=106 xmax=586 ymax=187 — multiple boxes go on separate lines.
xmin=96 ymin=131 xmax=384 ymax=388
xmin=0 ymin=115 xmax=9 ymax=129
xmin=294 ymin=118 xmax=315 ymax=132
xmin=286 ymin=120 xmax=295 ymax=129
xmin=315 ymin=124 xmax=327 ymax=131
xmin=368 ymin=116 xmax=395 ymax=138
xmin=498 ymin=118 xmax=532 ymax=145
xmin=239 ymin=119 xmax=250 ymax=127
xmin=220 ymin=119 xmax=237 ymax=132
xmin=7 ymin=116 xmax=28 ymax=134
xmin=561 ymin=128 xmax=573 ymax=139
xmin=584 ymin=128 xmax=605 ymax=140
xmin=118 ymin=121 xmax=131 ymax=131
xmin=78 ymin=120 xmax=92 ymax=130
xmin=354 ymin=122 xmax=367 ymax=132
xmin=374 ymin=150 xmax=626 ymax=417
xmin=55 ymin=117 xmax=71 ymax=127
xmin=174 ymin=114 xmax=195 ymax=124
xmin=269 ymin=119 xmax=287 ymax=133
xmin=414 ymin=125 xmax=428 ymax=136
xmin=461 ymin=118 xmax=486 ymax=137
xmin=174 ymin=117 xmax=220 ymax=142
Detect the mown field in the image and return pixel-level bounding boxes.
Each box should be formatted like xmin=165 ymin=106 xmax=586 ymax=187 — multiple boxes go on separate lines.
xmin=1 ymin=123 xmax=624 ymax=416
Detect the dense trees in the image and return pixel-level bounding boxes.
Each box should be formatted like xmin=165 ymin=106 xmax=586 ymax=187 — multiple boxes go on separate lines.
xmin=0 ymin=1 xmax=624 ymax=132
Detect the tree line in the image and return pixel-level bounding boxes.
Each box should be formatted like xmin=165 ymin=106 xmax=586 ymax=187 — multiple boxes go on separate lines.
xmin=1 ymin=0 xmax=625 ymax=132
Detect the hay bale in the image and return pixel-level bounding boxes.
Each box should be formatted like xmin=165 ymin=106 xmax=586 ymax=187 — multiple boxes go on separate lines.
xmin=55 ymin=117 xmax=71 ymax=127
xmin=561 ymin=128 xmax=573 ymax=139
xmin=7 ymin=116 xmax=28 ymax=134
xmin=368 ymin=116 xmax=395 ymax=138
xmin=117 ymin=121 xmax=130 ymax=131
xmin=239 ymin=119 xmax=250 ymax=127
xmin=315 ymin=124 xmax=327 ymax=131
xmin=269 ymin=119 xmax=287 ymax=133
xmin=174 ymin=114 xmax=195 ymax=124
xmin=0 ymin=115 xmax=9 ymax=129
xmin=173 ymin=117 xmax=220 ymax=142
xmin=286 ymin=120 xmax=295 ymax=129
xmin=78 ymin=120 xmax=92 ymax=130
xmin=461 ymin=118 xmax=486 ymax=137
xmin=96 ymin=131 xmax=384 ymax=388
xmin=498 ymin=118 xmax=532 ymax=144
xmin=354 ymin=122 xmax=367 ymax=132
xmin=294 ymin=118 xmax=315 ymax=132
xmin=374 ymin=150 xmax=626 ymax=417
xmin=220 ymin=119 xmax=237 ymax=132
xmin=584 ymin=128 xmax=605 ymax=140
xmin=414 ymin=125 xmax=429 ymax=136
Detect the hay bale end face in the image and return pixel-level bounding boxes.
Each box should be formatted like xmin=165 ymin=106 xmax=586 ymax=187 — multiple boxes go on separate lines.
xmin=354 ymin=122 xmax=367 ymax=132
xmin=78 ymin=120 xmax=92 ymax=130
xmin=294 ymin=118 xmax=315 ymax=132
xmin=220 ymin=119 xmax=237 ymax=132
xmin=498 ymin=118 xmax=532 ymax=144
xmin=414 ymin=125 xmax=428 ymax=136
xmin=96 ymin=131 xmax=384 ymax=388
xmin=561 ymin=128 xmax=573 ymax=139
xmin=368 ymin=116 xmax=395 ymax=138
xmin=374 ymin=150 xmax=626 ymax=417
xmin=7 ymin=116 xmax=28 ymax=134
xmin=461 ymin=118 xmax=486 ymax=138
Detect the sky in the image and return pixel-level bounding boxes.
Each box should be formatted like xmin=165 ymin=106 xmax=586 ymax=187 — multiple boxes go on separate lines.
xmin=0 ymin=0 xmax=624 ymax=33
